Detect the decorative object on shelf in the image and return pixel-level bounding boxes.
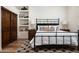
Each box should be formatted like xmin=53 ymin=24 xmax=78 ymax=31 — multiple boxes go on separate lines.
xmin=19 ymin=12 xmax=28 ymax=18
xmin=20 ymin=19 xmax=28 ymax=25
xmin=21 ymin=7 xmax=28 ymax=10
xmin=19 ymin=26 xmax=28 ymax=32
xmin=24 ymin=16 xmax=29 ymax=18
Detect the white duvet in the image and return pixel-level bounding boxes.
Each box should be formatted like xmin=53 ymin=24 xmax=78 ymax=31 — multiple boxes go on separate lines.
xmin=30 ymin=30 xmax=78 ymax=48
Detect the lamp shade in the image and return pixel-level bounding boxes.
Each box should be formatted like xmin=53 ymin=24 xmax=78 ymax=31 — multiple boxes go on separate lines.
xmin=61 ymin=20 xmax=68 ymax=29
xmin=62 ymin=20 xmax=68 ymax=24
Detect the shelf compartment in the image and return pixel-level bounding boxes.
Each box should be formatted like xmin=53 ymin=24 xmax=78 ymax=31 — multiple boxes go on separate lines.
xmin=19 ymin=26 xmax=28 ymax=32
xmin=19 ymin=10 xmax=28 ymax=12
xmin=19 ymin=19 xmax=29 ymax=25
xmin=19 ymin=12 xmax=29 ymax=18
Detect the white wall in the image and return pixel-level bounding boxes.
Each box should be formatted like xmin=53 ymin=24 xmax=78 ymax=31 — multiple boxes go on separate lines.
xmin=0 ymin=6 xmax=19 ymax=50
xmin=68 ymin=6 xmax=79 ymax=32
xmin=29 ymin=6 xmax=68 ymax=29
xmin=29 ymin=6 xmax=79 ymax=32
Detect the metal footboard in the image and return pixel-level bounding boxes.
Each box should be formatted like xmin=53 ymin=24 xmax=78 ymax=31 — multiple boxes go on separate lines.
xmin=34 ymin=32 xmax=78 ymax=51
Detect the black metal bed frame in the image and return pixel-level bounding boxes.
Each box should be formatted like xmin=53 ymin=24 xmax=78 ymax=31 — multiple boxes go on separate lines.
xmin=33 ymin=18 xmax=79 ymax=51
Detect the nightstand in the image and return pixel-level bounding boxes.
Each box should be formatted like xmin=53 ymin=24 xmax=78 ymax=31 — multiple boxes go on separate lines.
xmin=60 ymin=29 xmax=70 ymax=32
xmin=28 ymin=29 xmax=36 ymax=41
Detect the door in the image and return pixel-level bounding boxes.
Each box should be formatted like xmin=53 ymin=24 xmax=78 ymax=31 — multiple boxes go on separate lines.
xmin=10 ymin=13 xmax=17 ymax=42
xmin=1 ymin=7 xmax=11 ymax=48
xmin=1 ymin=7 xmax=17 ymax=48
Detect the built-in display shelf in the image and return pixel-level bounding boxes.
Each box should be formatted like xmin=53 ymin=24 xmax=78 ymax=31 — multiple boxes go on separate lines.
xmin=18 ymin=6 xmax=29 ymax=39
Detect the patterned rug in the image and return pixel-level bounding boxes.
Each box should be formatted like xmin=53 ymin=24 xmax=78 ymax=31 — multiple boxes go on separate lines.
xmin=17 ymin=40 xmax=79 ymax=53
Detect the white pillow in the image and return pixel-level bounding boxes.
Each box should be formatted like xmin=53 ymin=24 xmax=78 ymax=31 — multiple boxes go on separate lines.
xmin=49 ymin=25 xmax=58 ymax=32
xmin=38 ymin=26 xmax=49 ymax=31
xmin=38 ymin=25 xmax=59 ymax=32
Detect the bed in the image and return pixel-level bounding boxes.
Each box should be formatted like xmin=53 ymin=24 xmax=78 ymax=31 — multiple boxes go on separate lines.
xmin=30 ymin=18 xmax=79 ymax=51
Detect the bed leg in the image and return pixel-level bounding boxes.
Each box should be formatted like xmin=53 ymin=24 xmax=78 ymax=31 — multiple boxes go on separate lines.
xmin=77 ymin=43 xmax=79 ymax=50
xmin=34 ymin=46 xmax=39 ymax=52
xmin=77 ymin=30 xmax=79 ymax=51
xmin=34 ymin=46 xmax=36 ymax=51
xmin=77 ymin=46 xmax=79 ymax=51
xmin=34 ymin=48 xmax=37 ymax=52
xmin=34 ymin=35 xmax=36 ymax=52
xmin=34 ymin=35 xmax=38 ymax=52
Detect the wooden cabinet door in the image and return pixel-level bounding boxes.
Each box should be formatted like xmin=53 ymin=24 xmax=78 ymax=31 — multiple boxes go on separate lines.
xmin=10 ymin=13 xmax=17 ymax=42
xmin=1 ymin=7 xmax=11 ymax=48
xmin=1 ymin=7 xmax=17 ymax=48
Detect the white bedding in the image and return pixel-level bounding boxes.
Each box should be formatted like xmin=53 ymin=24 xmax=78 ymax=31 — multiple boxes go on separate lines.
xmin=30 ymin=30 xmax=78 ymax=48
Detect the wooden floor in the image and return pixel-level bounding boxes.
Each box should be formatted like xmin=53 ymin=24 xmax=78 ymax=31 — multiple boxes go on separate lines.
xmin=0 ymin=39 xmax=26 ymax=53
xmin=0 ymin=39 xmax=78 ymax=53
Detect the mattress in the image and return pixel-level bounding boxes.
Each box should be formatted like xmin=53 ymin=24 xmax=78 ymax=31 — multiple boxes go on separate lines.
xmin=30 ymin=30 xmax=78 ymax=48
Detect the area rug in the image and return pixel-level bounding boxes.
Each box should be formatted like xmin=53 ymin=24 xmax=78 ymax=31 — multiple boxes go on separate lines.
xmin=17 ymin=40 xmax=79 ymax=53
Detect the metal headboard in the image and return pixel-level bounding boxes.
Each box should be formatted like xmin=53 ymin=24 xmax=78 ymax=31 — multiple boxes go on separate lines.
xmin=36 ymin=18 xmax=60 ymax=29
